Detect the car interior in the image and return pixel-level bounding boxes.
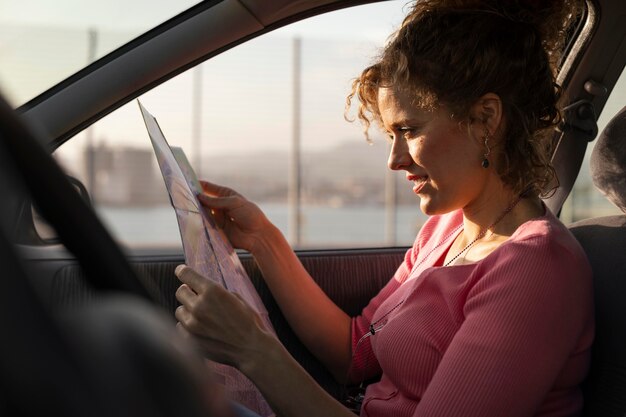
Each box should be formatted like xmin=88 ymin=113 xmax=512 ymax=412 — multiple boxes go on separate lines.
xmin=0 ymin=0 xmax=625 ymax=415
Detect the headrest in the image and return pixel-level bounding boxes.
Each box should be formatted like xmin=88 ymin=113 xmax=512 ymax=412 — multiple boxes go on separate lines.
xmin=590 ymin=105 xmax=626 ymax=213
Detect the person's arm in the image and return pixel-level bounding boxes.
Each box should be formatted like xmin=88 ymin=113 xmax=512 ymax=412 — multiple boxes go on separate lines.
xmin=197 ymin=181 xmax=351 ymax=381
xmin=249 ymin=223 xmax=353 ymax=381
xmin=410 ymin=235 xmax=594 ymax=417
xmin=175 ymin=265 xmax=355 ymax=417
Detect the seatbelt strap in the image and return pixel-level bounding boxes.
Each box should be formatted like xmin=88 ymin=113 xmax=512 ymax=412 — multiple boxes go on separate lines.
xmin=544 ymin=100 xmax=598 ymax=215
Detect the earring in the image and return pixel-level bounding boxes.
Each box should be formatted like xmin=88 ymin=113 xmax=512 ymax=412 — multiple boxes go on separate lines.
xmin=481 ymin=129 xmax=491 ymax=169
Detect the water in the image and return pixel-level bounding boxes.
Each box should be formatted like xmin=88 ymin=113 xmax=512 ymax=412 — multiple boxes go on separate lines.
xmin=96 ymin=203 xmax=427 ymax=249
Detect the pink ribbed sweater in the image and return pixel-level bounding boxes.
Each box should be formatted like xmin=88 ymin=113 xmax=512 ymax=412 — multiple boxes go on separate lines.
xmin=350 ymin=208 xmax=594 ymax=417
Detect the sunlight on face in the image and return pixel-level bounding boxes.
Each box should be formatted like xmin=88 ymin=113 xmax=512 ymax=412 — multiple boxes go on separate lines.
xmin=377 ymin=86 xmax=489 ymax=215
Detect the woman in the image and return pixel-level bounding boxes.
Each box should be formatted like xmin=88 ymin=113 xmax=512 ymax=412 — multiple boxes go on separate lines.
xmin=174 ymin=1 xmax=594 ymax=416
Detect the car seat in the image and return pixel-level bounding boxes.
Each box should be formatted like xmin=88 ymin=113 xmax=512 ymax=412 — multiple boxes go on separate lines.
xmin=569 ymin=105 xmax=626 ymax=417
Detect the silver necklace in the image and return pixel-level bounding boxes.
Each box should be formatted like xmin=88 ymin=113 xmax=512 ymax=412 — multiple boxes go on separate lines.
xmin=443 ymin=194 xmax=523 ymax=267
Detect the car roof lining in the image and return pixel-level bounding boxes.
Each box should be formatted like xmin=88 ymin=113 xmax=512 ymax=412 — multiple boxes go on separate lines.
xmin=240 ymin=0 xmax=350 ymax=24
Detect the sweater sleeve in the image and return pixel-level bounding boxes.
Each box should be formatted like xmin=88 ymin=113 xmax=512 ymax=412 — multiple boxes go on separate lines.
xmin=413 ymin=230 xmax=594 ymax=417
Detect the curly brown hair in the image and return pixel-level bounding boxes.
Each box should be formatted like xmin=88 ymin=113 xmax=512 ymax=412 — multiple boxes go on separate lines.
xmin=346 ymin=0 xmax=583 ymax=196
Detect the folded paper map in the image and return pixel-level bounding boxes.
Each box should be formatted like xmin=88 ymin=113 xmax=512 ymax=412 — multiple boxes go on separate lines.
xmin=139 ymin=101 xmax=275 ymax=416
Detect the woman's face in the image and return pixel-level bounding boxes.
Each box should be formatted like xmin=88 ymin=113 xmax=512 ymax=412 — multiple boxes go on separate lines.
xmin=378 ymin=86 xmax=490 ymax=215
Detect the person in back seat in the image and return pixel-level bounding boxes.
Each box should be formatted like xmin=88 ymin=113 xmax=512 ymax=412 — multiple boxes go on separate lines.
xmin=174 ymin=1 xmax=594 ymax=416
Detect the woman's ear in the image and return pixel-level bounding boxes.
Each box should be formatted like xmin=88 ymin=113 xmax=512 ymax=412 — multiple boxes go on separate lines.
xmin=470 ymin=93 xmax=503 ymax=138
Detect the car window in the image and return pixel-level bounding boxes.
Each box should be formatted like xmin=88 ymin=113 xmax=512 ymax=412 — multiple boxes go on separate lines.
xmin=52 ymin=1 xmax=427 ymax=250
xmin=0 ymin=0 xmax=201 ymax=107
xmin=560 ymin=68 xmax=626 ymax=223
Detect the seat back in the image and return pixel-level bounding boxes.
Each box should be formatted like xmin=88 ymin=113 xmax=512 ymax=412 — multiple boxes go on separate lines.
xmin=569 ymin=105 xmax=626 ymax=417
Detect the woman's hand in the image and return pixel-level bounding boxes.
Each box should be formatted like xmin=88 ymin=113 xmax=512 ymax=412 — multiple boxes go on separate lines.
xmin=197 ymin=183 xmax=352 ymax=384
xmin=175 ymin=265 xmax=356 ymax=417
xmin=198 ymin=180 xmax=273 ymax=253
xmin=174 ymin=264 xmax=273 ymax=369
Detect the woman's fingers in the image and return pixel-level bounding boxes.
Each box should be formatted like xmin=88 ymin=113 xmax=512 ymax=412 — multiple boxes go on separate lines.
xmin=175 ymin=283 xmax=197 ymax=306
xmin=197 ymin=193 xmax=241 ymax=210
xmin=197 ymin=181 xmax=240 ymax=214
xmin=174 ymin=265 xmax=234 ymax=316
xmin=175 ymin=264 xmax=210 ymax=294
xmin=200 ymin=180 xmax=237 ymax=198
xmin=175 ymin=305 xmax=191 ymax=326
xmin=175 ymin=285 xmax=209 ymax=332
xmin=175 ymin=305 xmax=203 ymax=333
xmin=175 ymin=266 xmax=217 ymax=330
xmin=173 ymin=266 xmax=269 ymax=366
xmin=175 ymin=307 xmax=212 ymax=343
xmin=176 ymin=321 xmax=193 ymax=340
